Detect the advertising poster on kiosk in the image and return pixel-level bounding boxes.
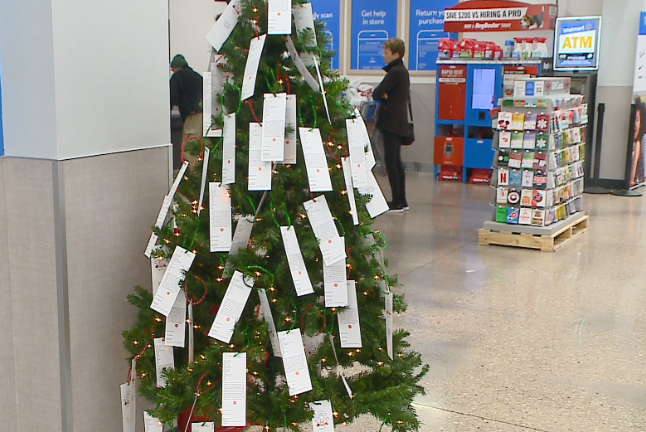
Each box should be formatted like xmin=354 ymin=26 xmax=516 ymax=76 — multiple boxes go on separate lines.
xmin=408 ymin=0 xmax=455 ymax=71
xmin=350 ymin=0 xmax=398 ymax=71
xmin=553 ymin=17 xmax=602 ymax=70
xmin=630 ymin=12 xmax=646 ymax=188
xmin=444 ymin=1 xmax=557 ymax=33
xmin=310 ymin=0 xmax=341 ymax=70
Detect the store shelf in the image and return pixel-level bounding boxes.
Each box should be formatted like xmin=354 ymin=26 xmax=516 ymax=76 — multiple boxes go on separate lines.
xmin=437 ymin=59 xmax=543 ymax=65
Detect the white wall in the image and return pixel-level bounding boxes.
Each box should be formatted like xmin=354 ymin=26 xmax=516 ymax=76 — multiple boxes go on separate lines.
xmin=169 ymin=0 xmax=226 ymax=73
xmin=0 ymin=0 xmax=171 ymax=160
xmin=0 ymin=0 xmax=59 ymax=160
xmin=52 ymin=0 xmax=171 ymax=160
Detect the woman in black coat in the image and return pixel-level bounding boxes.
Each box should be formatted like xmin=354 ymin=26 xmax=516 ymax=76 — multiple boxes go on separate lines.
xmin=372 ymin=38 xmax=411 ymax=212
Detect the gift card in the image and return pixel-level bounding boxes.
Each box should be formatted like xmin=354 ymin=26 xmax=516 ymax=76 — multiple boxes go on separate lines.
xmin=506 ymin=207 xmax=520 ymax=224
xmin=509 ymin=150 xmax=523 ymax=169
xmin=519 ymin=208 xmax=532 ymax=225
xmin=522 ymin=170 xmax=534 ymax=188
xmin=509 ymin=170 xmax=522 ymax=187
xmin=511 ymin=132 xmax=524 ymax=149
xmin=523 ymin=132 xmax=536 ymax=150
xmin=520 ymin=189 xmax=533 ymax=207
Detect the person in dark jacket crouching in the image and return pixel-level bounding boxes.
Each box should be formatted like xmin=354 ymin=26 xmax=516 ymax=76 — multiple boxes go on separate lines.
xmin=372 ymin=38 xmax=411 ymax=213
xmin=170 ymin=54 xmax=203 ymax=145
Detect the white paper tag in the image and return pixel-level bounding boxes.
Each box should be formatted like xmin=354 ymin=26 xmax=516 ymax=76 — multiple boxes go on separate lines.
xmin=222 ymin=353 xmax=247 ymax=427
xmin=258 ymin=289 xmax=282 ymax=357
xmin=268 ymin=0 xmax=292 ymax=35
xmin=285 ymin=37 xmax=320 ymax=92
xmin=206 ymin=0 xmax=241 ymax=52
xmin=154 ymin=337 xmax=175 ymax=388
xmin=154 ymin=195 xmax=172 ymax=230
xmin=324 ymin=237 xmax=348 ymax=307
xmin=150 ymin=247 xmax=195 ymax=316
xmin=283 ymin=95 xmax=298 ymax=164
xmin=299 ymin=128 xmax=333 ymax=192
xmin=328 ymin=334 xmax=353 ymax=398
xmin=385 ymin=292 xmax=394 ymax=360
xmin=188 ymin=302 xmax=195 ymax=363
xmin=165 ymin=291 xmax=187 ymax=348
xmin=222 ymin=113 xmax=236 ymax=185
xmin=151 ymin=255 xmax=168 ymax=297
xmin=345 ymin=118 xmax=368 ymax=188
xmin=303 ymin=195 xmax=346 ymax=266
xmin=248 ymin=123 xmax=272 ymax=191
xmin=143 ymin=411 xmax=164 ymax=432
xmin=261 ymin=93 xmax=287 ymax=162
xmin=197 ymin=147 xmax=211 ymax=216
xmin=208 ymin=271 xmax=254 ymax=343
xmin=313 ymin=57 xmax=331 ymax=124
xmin=203 ymin=71 xmax=214 ymax=137
xmin=341 ymin=158 xmax=360 ymax=225
xmin=357 ymin=168 xmax=389 ymax=218
xmin=281 ymin=226 xmax=315 ymax=296
xmin=278 ymin=329 xmax=313 ymax=396
xmin=192 ymin=422 xmax=215 ymax=432
xmin=209 ymin=182 xmax=232 ymax=252
xmin=293 ymin=3 xmax=317 ymax=47
xmin=169 ymin=161 xmax=190 ymax=200
xmin=120 ymin=375 xmax=136 ymax=432
xmin=144 ymin=233 xmax=159 ymax=259
xmin=309 ymin=400 xmax=334 ymax=432
xmin=225 ymin=215 xmax=255 ymax=271
xmin=337 ymin=282 xmax=362 ymax=348
xmin=241 ymin=34 xmax=267 ymax=100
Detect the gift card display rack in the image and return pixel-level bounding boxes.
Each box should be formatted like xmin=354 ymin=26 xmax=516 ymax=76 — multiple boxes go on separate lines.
xmin=479 ymin=78 xmax=589 ymax=252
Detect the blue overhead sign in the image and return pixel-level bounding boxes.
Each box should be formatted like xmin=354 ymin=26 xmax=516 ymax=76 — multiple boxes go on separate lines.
xmin=408 ymin=0 xmax=455 ymax=71
xmin=640 ymin=11 xmax=646 ymax=35
xmin=311 ymin=0 xmax=341 ymax=70
xmin=351 ymin=0 xmax=398 ymax=71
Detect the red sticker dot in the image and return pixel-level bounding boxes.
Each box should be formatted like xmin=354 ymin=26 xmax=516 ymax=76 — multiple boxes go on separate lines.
xmin=258 ymin=167 xmax=263 ymax=171
xmin=273 ymin=138 xmax=277 ymax=142
xmin=277 ymin=12 xmax=281 ymax=16
xmin=175 ymin=324 xmax=179 ymax=328
xmin=334 ymin=283 xmax=338 ymax=287
xmin=228 ymin=160 xmax=231 ymax=164
xmin=328 ymin=239 xmax=332 ymax=244
xmin=221 ymin=228 xmax=225 ymax=232
xmin=295 ymin=371 xmax=300 ymax=376
xmin=233 ymin=401 xmax=237 ymax=405
xmin=298 ymin=271 xmax=302 ymax=275
xmin=317 ymin=169 xmax=321 ymax=173
xmin=348 ymin=325 xmax=352 ymax=329
xmin=167 ymin=292 xmax=171 ymax=296
xmin=286 ymin=141 xmax=290 ymax=144
xmin=227 ymin=317 xmax=231 ymax=322
xmin=358 ymin=164 xmax=361 ymax=168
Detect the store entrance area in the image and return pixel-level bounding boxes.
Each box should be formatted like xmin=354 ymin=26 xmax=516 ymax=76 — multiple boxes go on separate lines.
xmin=342 ymin=173 xmax=646 ymax=431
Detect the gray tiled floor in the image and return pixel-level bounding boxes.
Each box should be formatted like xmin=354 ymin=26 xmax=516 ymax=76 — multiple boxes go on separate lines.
xmin=353 ymin=173 xmax=646 ymax=431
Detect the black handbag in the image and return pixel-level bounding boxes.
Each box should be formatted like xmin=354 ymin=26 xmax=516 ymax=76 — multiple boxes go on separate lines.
xmin=401 ymin=98 xmax=415 ymax=146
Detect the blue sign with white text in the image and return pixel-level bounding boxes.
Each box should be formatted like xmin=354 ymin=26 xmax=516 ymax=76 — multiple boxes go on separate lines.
xmin=408 ymin=0 xmax=456 ymax=71
xmin=351 ymin=0 xmax=398 ymax=71
xmin=311 ymin=0 xmax=341 ymax=70
xmin=640 ymin=11 xmax=646 ymax=35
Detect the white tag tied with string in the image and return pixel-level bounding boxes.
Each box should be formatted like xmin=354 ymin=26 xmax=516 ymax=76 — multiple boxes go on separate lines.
xmin=313 ymin=56 xmax=331 ymax=124
xmin=222 ymin=352 xmax=247 ymax=426
xmin=143 ymin=411 xmax=164 ymax=432
xmin=150 ymin=247 xmax=196 ymax=316
xmin=309 ymin=400 xmax=334 ymax=432
xmin=206 ymin=0 xmax=241 ymax=52
xmin=222 ymin=113 xmax=236 ymax=185
xmin=341 ymin=158 xmax=360 ymax=226
xmin=241 ymin=34 xmax=267 ymax=100
xmin=208 ymin=271 xmax=254 ymax=343
xmin=258 ymin=289 xmax=282 ymax=357
xmin=154 ymin=337 xmax=175 ymax=388
xmin=281 ymin=226 xmax=315 ymax=296
xmin=198 ymin=147 xmax=210 ymax=216
xmin=278 ymin=329 xmax=313 ymax=396
xmin=286 ymin=36 xmax=320 ymax=92
xmin=120 ymin=359 xmax=137 ymax=432
xmin=328 ymin=334 xmax=353 ymax=398
xmin=385 ymin=291 xmax=394 ymax=361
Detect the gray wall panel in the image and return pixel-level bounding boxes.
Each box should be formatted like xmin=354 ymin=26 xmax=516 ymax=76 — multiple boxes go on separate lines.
xmin=63 ymin=147 xmax=170 ymax=431
xmin=0 ymin=159 xmax=17 ymax=432
xmin=4 ymin=158 xmax=63 ymax=432
xmin=403 ymin=83 xmax=436 ymax=172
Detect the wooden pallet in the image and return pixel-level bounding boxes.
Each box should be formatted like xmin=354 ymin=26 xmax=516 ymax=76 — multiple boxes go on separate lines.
xmin=479 ymin=215 xmax=589 ymax=252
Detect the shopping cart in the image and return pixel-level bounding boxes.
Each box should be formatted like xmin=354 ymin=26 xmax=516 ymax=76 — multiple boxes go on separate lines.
xmin=360 ymin=100 xmax=387 ymax=176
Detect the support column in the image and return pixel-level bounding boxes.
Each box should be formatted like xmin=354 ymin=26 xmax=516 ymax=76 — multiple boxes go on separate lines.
xmin=0 ymin=0 xmax=172 ymax=431
xmin=596 ymin=0 xmax=646 ymax=180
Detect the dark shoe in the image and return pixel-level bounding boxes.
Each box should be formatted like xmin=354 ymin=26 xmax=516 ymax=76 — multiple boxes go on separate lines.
xmin=388 ymin=202 xmax=404 ymax=213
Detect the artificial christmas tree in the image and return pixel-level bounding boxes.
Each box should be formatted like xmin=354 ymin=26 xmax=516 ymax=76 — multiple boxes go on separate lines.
xmin=122 ymin=1 xmax=428 ymax=430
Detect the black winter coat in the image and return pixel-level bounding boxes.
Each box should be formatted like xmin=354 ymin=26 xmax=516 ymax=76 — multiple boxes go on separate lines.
xmin=170 ymin=67 xmax=203 ymax=121
xmin=372 ymin=58 xmax=411 ymax=138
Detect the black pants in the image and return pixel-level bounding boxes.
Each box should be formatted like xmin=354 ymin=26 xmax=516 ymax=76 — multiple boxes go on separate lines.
xmin=382 ymin=130 xmax=407 ymax=206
